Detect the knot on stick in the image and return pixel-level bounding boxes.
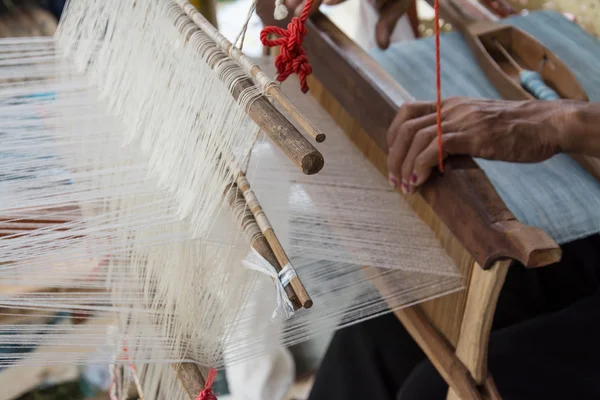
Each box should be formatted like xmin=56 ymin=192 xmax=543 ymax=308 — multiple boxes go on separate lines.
xmin=260 ymin=0 xmax=313 ymax=93
xmin=196 ymin=368 xmax=218 ymax=400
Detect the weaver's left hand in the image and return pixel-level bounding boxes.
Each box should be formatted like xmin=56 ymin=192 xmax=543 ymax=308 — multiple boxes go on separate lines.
xmin=386 ymin=97 xmax=576 ymax=194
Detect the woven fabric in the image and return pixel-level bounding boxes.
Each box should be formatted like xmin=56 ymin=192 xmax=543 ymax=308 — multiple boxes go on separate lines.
xmin=369 ymin=10 xmax=600 ymax=245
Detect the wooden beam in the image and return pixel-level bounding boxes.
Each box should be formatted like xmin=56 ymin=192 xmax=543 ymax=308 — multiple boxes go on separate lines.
xmin=174 ymin=4 xmax=324 ymax=175
xmin=303 ymin=12 xmax=560 ymax=269
xmin=446 ymin=261 xmax=510 ymax=399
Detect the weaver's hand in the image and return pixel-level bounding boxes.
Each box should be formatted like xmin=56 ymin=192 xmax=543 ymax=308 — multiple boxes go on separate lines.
xmin=284 ymin=0 xmax=411 ymax=49
xmin=386 ymin=97 xmax=581 ymax=194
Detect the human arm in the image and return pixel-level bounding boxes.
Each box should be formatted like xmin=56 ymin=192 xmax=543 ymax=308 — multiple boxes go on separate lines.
xmin=386 ymin=97 xmax=600 ymax=194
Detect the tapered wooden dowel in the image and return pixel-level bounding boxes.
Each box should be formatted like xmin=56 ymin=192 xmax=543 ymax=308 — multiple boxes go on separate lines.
xmin=172 ymin=18 xmax=323 ymax=174
xmin=173 ymin=363 xmax=207 ymax=399
xmin=235 ymin=173 xmax=313 ymax=309
xmin=177 ymin=0 xmax=327 ymax=144
xmin=225 ymin=183 xmax=303 ymax=310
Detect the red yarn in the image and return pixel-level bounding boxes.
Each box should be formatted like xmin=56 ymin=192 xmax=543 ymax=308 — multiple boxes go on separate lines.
xmin=196 ymin=368 xmax=218 ymax=400
xmin=434 ymin=0 xmax=444 ymax=172
xmin=260 ymin=0 xmax=314 ymax=93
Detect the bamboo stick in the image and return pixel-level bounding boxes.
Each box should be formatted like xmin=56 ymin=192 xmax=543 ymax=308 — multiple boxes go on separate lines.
xmin=173 ymin=363 xmax=207 ymax=399
xmin=235 ymin=173 xmax=313 ymax=308
xmin=171 ymin=17 xmax=323 ymax=175
xmin=224 ymin=183 xmax=303 ymax=310
xmin=176 ymin=0 xmax=327 ymax=144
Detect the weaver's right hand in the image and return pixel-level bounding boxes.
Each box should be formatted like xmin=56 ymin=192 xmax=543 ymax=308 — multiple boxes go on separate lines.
xmin=386 ymin=97 xmax=585 ymax=194
xmin=283 ymin=0 xmax=412 ymax=49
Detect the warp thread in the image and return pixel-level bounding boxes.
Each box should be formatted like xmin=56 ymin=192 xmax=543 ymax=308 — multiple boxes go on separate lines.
xmin=434 ymin=0 xmax=444 ymax=172
xmin=260 ymin=0 xmax=313 ymax=93
xmin=196 ymin=368 xmax=218 ymax=400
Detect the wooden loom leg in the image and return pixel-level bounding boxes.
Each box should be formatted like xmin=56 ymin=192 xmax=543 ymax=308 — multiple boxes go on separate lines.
xmin=394 ymin=307 xmax=483 ymax=399
xmin=446 ymin=260 xmax=510 ymax=400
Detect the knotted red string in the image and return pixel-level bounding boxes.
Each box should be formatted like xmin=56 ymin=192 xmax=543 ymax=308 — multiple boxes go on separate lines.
xmin=260 ymin=0 xmax=314 ymax=93
xmin=434 ymin=0 xmax=444 ymax=172
xmin=196 ymin=368 xmax=218 ymax=400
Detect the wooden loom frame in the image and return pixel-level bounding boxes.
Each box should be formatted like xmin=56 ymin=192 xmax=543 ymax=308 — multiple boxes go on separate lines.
xmin=0 ymin=1 xmax=319 ymax=398
xmin=0 ymin=1 xmax=569 ymax=399
xmin=258 ymin=2 xmax=563 ymax=398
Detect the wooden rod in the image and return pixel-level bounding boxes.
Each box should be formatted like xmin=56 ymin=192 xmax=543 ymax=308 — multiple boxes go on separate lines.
xmin=173 ymin=363 xmax=207 ymax=399
xmin=224 ymin=183 xmax=303 ymax=310
xmin=394 ymin=307 xmax=483 ymax=400
xmin=176 ymin=0 xmax=327 ymax=144
xmin=173 ymin=19 xmax=323 ymax=174
xmin=451 ymin=261 xmax=510 ymax=384
xmin=235 ymin=172 xmax=313 ymax=309
xmin=492 ymin=39 xmax=523 ymax=72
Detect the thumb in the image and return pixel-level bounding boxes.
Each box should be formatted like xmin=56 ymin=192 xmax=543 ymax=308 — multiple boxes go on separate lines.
xmin=375 ymin=0 xmax=411 ymax=49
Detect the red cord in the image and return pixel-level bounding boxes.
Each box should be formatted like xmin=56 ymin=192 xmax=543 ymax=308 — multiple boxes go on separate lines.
xmin=196 ymin=368 xmax=218 ymax=400
xmin=434 ymin=0 xmax=444 ymax=172
xmin=260 ymin=0 xmax=314 ymax=93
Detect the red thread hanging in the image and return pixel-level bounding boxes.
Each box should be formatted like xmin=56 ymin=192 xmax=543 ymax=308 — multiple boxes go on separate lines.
xmin=434 ymin=0 xmax=444 ymax=172
xmin=196 ymin=368 xmax=218 ymax=400
xmin=260 ymin=0 xmax=314 ymax=93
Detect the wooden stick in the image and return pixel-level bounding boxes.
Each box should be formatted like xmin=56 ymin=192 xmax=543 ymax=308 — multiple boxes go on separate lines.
xmin=395 ymin=307 xmax=483 ymax=400
xmin=172 ymin=19 xmax=323 ymax=175
xmin=235 ymin=173 xmax=313 ymax=309
xmin=177 ymin=0 xmax=327 ymax=144
xmin=364 ymin=266 xmax=482 ymax=399
xmin=451 ymin=261 xmax=510 ymax=384
xmin=173 ymin=363 xmax=207 ymax=399
xmin=224 ymin=183 xmax=303 ymax=310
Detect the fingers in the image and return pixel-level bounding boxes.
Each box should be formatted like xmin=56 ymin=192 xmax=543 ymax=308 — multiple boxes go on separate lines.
xmin=375 ymin=0 xmax=412 ymax=49
xmin=399 ymin=124 xmax=440 ymax=193
xmin=386 ymin=101 xmax=437 ymax=148
xmin=387 ymin=113 xmax=437 ymax=189
xmin=407 ymin=132 xmax=478 ymax=192
xmin=391 ymin=123 xmax=452 ymax=194
xmin=409 ymin=134 xmax=457 ymax=188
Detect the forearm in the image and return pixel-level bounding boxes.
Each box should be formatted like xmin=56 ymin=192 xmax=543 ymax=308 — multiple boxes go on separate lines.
xmin=559 ymin=102 xmax=600 ymax=158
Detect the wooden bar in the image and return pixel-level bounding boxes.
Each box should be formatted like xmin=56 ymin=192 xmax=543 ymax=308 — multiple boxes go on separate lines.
xmin=446 ymin=261 xmax=509 ymax=399
xmin=178 ymin=0 xmax=327 ymax=144
xmin=235 ymin=173 xmax=312 ymax=308
xmin=173 ymin=363 xmax=207 ymax=399
xmin=287 ymin=11 xmax=570 ymax=400
xmin=365 ymin=265 xmax=482 ymax=399
xmin=303 ymin=12 xmax=560 ymax=269
xmin=171 ymin=14 xmax=323 ymax=175
xmin=395 ymin=307 xmax=483 ymax=400
xmin=225 ymin=183 xmax=303 ymax=310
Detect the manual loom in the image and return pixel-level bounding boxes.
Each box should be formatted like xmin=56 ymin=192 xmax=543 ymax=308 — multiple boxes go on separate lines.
xmin=257 ymin=0 xmax=600 ymax=398
xmin=1 ymin=0 xmax=600 ymax=399
xmin=0 ymin=0 xmax=461 ymax=399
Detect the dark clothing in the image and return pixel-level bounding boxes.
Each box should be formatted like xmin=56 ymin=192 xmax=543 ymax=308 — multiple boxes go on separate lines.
xmin=38 ymin=1 xmax=66 ymax=19
xmin=309 ymin=235 xmax=600 ymax=400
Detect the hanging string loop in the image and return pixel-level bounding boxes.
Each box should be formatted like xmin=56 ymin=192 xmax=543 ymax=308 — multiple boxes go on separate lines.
xmin=260 ymin=0 xmax=314 ymax=93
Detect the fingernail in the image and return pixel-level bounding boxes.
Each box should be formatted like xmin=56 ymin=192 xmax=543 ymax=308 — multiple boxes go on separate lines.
xmin=401 ymin=180 xmax=409 ymax=195
xmin=388 ymin=174 xmax=399 ymax=189
xmin=410 ymin=172 xmax=418 ymax=185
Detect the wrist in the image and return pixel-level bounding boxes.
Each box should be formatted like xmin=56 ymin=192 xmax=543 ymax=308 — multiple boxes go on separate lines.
xmin=555 ymin=101 xmax=597 ymax=155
